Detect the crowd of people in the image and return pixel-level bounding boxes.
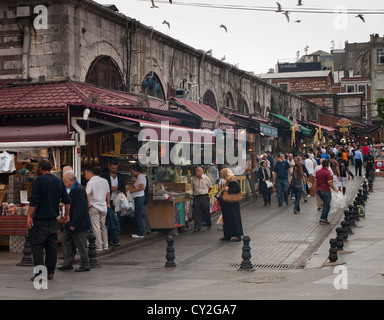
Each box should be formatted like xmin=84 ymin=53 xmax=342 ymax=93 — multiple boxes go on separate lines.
xmin=27 ymin=159 xmax=149 ymax=281
xmin=25 ymin=143 xmax=376 ymax=280
xmin=255 ymin=144 xmax=375 ymax=223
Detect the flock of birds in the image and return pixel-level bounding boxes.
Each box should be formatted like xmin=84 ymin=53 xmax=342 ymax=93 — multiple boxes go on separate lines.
xmin=151 ymin=0 xmax=367 ymax=34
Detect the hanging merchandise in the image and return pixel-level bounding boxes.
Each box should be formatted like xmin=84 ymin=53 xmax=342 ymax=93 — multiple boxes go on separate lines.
xmin=0 ymin=151 xmax=16 ymax=173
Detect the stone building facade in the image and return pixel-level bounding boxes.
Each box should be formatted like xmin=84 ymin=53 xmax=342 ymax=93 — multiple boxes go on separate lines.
xmin=0 ymin=0 xmax=320 ymax=122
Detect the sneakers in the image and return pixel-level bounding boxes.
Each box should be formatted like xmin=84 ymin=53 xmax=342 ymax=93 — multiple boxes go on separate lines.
xmin=293 ymin=209 xmax=299 ymax=214
xmin=319 ymin=219 xmax=330 ymax=225
xmin=131 ymin=234 xmax=144 ymax=239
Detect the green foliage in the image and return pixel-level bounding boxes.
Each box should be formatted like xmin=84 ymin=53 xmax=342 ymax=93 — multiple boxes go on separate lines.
xmin=377 ymin=98 xmax=384 ymax=124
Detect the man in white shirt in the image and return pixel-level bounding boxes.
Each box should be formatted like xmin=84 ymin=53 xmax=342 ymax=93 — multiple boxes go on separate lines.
xmin=304 ymin=154 xmax=316 ymax=197
xmin=191 ymin=167 xmax=212 ymax=232
xmin=84 ymin=167 xmax=110 ymax=251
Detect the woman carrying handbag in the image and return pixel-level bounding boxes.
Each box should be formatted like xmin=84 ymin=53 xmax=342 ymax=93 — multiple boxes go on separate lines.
xmin=217 ymin=168 xmax=244 ymax=242
xmin=257 ymin=160 xmax=273 ymax=206
xmin=289 ymin=163 xmax=305 ymax=214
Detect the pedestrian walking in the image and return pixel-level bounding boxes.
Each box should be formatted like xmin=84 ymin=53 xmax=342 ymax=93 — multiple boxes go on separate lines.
xmin=191 ymin=167 xmax=212 ymax=232
xmin=84 ymin=166 xmax=110 ymax=251
xmin=128 ymin=164 xmax=147 ymax=239
xmin=366 ymin=150 xmax=375 ymax=178
xmin=27 ymin=159 xmax=71 ymax=281
xmin=59 ymin=171 xmax=91 ymax=272
xmin=273 ymin=154 xmax=291 ymax=207
xmin=337 ymin=156 xmax=349 ymax=195
xmin=257 ymin=160 xmax=273 ymax=206
xmin=354 ymin=147 xmax=363 ymax=176
xmin=289 ymin=163 xmax=305 ymax=214
xmin=101 ymin=160 xmax=125 ymax=233
xmin=218 ymin=168 xmax=243 ymax=242
xmin=314 ymin=160 xmax=339 ymax=225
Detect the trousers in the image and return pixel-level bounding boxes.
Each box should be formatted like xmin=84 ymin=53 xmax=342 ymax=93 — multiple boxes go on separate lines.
xmin=28 ymin=218 xmax=58 ymax=274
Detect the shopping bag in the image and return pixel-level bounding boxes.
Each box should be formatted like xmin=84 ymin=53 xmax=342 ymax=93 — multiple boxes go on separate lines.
xmin=330 ymin=189 xmax=346 ymax=212
xmin=216 ymin=214 xmax=223 ymax=225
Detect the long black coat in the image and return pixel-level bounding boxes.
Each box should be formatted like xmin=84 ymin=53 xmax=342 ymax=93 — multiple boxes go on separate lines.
xmin=66 ymin=182 xmax=91 ymax=232
xmin=257 ymin=167 xmax=273 ymax=196
xmin=220 ymin=181 xmax=244 ymax=239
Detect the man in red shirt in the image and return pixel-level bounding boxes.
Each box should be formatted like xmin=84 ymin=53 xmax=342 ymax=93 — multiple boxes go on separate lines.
xmin=362 ymin=144 xmax=370 ymax=163
xmin=314 ymin=160 xmax=339 ymax=225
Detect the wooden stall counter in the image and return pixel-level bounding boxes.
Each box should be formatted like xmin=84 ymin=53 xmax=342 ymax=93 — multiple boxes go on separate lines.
xmin=147 ymin=195 xmax=190 ymax=229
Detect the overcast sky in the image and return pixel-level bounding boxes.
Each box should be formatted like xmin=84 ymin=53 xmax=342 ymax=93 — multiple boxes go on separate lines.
xmin=107 ymin=0 xmax=383 ymax=74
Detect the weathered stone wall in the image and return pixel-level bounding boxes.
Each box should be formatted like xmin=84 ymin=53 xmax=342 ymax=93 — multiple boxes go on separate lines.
xmin=0 ymin=0 xmax=320 ymax=122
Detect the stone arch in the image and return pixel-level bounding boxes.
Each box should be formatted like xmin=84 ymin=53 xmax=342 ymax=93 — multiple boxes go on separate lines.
xmin=203 ymin=89 xmax=217 ymax=110
xmin=81 ymin=40 xmax=124 ymax=84
xmin=142 ymin=72 xmax=166 ymax=100
xmin=86 ymin=55 xmax=125 ymax=91
xmin=225 ymin=92 xmax=235 ymax=110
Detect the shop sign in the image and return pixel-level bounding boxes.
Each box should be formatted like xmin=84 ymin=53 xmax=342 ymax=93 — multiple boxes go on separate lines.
xmin=260 ymin=124 xmax=278 ymax=137
xmin=337 ymin=118 xmax=351 ymax=134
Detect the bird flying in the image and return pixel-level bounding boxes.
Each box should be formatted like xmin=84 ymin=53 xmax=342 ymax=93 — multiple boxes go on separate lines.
xmin=220 ymin=24 xmax=227 ymax=33
xmin=356 ymin=14 xmax=365 ymax=22
xmin=276 ymin=2 xmax=282 ymax=12
xmin=150 ymin=0 xmax=158 ymax=8
xmin=283 ymin=11 xmax=290 ymax=22
xmin=162 ymin=20 xmax=170 ymax=28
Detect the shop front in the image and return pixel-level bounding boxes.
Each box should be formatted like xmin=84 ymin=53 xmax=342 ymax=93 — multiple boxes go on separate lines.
xmin=68 ymin=103 xmax=232 ymax=231
xmin=0 ymin=122 xmax=76 ymax=251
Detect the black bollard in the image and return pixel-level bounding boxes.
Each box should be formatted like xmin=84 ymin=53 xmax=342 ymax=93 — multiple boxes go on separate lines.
xmin=344 ymin=210 xmax=356 ymax=227
xmin=335 ymin=227 xmax=344 ymax=251
xmin=165 ymin=236 xmax=176 ymax=268
xmin=340 ymin=221 xmax=349 ymax=241
xmin=343 ymin=219 xmax=353 ymax=234
xmin=238 ymin=236 xmax=254 ymax=271
xmin=17 ymin=231 xmax=34 ymax=267
xmin=87 ymin=232 xmax=101 ymax=268
xmin=328 ymin=239 xmax=338 ymax=263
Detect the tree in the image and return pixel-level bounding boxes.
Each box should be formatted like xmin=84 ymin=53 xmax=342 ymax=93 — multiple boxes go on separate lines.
xmin=377 ymin=97 xmax=384 ymax=125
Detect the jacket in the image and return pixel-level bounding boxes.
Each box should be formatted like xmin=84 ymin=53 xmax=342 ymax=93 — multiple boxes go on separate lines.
xmin=101 ymin=171 xmax=126 ymax=196
xmin=66 ymin=181 xmax=91 ymax=232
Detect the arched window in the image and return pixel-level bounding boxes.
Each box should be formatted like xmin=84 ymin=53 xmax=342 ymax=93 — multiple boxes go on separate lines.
xmin=238 ymin=98 xmax=249 ymax=115
xmin=86 ymin=56 xmax=125 ymax=90
xmin=142 ymin=72 xmax=165 ymax=100
xmin=226 ymin=92 xmax=235 ymax=109
xmin=203 ymin=90 xmax=217 ymax=110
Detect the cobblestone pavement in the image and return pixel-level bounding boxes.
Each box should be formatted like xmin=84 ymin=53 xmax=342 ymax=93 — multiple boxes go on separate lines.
xmin=1 ymin=175 xmax=383 ymax=301
xmin=98 ymin=176 xmax=364 ymax=271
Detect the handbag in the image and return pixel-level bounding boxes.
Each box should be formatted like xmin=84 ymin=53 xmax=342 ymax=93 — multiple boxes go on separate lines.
xmin=262 ymin=169 xmax=273 ymax=188
xmin=221 ymin=190 xmax=242 ymax=203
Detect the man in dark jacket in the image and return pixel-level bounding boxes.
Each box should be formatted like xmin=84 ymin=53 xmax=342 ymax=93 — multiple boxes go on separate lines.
xmin=58 ymin=171 xmax=91 ymax=272
xmin=28 ymin=159 xmax=71 ymax=280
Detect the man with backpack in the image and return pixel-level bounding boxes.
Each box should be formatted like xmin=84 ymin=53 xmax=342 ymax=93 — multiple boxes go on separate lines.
xmin=338 ymin=156 xmax=350 ymax=195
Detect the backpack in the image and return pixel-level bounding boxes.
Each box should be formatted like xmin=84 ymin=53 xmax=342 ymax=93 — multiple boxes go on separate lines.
xmin=338 ymin=160 xmax=346 ymax=177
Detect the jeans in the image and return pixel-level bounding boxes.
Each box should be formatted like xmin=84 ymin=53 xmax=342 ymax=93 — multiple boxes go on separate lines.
xmin=28 ymin=218 xmax=58 ymax=274
xmin=293 ymin=187 xmax=303 ymax=212
xmin=134 ymin=196 xmax=145 ymax=236
xmin=276 ymin=178 xmax=289 ymax=206
xmin=317 ymin=189 xmax=332 ymax=221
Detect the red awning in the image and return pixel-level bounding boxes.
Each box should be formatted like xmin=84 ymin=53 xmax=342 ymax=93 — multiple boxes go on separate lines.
xmin=171 ymin=97 xmax=234 ymax=130
xmin=0 ymin=123 xmax=71 ymax=142
xmin=81 ymin=111 xmax=215 ymax=144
